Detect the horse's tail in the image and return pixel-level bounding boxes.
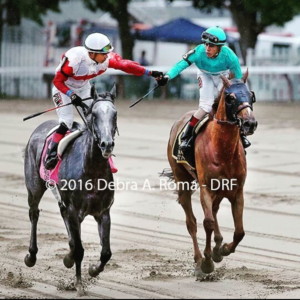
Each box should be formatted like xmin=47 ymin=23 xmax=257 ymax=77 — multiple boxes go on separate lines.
xmin=159 ymin=168 xmax=175 ymax=182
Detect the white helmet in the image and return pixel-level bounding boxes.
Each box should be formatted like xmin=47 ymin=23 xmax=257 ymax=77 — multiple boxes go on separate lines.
xmin=84 ymin=33 xmax=114 ymax=53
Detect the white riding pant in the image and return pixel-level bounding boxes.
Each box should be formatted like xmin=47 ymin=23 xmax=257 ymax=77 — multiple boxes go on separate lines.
xmin=52 ymin=84 xmax=92 ymax=129
xmin=197 ymin=70 xmax=229 ymax=113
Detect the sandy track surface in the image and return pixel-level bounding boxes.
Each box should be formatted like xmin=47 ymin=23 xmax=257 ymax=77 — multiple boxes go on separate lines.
xmin=0 ymin=99 xmax=299 ymax=299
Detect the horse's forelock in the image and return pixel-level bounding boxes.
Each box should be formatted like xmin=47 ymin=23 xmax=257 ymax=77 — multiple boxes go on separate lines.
xmin=97 ymin=92 xmax=115 ymax=103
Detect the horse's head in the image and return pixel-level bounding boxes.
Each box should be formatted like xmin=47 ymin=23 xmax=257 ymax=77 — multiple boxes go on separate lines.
xmin=88 ymin=84 xmax=118 ymax=159
xmin=220 ymin=71 xmax=258 ymax=135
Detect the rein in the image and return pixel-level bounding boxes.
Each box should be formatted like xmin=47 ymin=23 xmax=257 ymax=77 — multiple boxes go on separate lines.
xmin=214 ymin=104 xmax=252 ymax=128
xmin=82 ymin=96 xmax=118 ymax=144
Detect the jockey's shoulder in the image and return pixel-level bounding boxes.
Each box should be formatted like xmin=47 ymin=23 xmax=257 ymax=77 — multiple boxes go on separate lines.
xmin=64 ymin=46 xmax=90 ymax=64
xmin=220 ymin=46 xmax=236 ymax=56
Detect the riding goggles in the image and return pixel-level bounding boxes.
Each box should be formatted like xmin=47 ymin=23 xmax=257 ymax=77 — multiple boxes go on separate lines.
xmin=202 ymin=32 xmax=226 ymax=45
xmin=85 ymin=43 xmax=113 ymax=54
xmin=99 ymin=43 xmax=113 ymax=53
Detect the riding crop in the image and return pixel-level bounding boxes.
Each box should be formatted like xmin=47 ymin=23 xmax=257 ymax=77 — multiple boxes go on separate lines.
xmin=129 ymin=84 xmax=160 ymax=108
xmin=23 ymin=97 xmax=93 ymax=121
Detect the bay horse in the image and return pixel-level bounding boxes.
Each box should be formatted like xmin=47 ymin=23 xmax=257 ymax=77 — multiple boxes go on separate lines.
xmin=24 ymin=85 xmax=118 ymax=296
xmin=166 ymin=72 xmax=257 ymax=276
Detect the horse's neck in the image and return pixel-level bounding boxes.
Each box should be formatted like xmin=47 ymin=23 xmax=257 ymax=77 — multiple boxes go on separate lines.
xmin=81 ymin=131 xmax=107 ymax=174
xmin=215 ymin=93 xmax=227 ymax=121
xmin=211 ymin=94 xmax=240 ymax=156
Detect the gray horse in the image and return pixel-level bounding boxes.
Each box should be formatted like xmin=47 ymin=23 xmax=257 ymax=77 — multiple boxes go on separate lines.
xmin=24 ymin=85 xmax=117 ymax=296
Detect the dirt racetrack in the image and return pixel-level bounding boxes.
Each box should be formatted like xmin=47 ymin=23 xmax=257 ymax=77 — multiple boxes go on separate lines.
xmin=0 ymin=98 xmax=299 ymax=299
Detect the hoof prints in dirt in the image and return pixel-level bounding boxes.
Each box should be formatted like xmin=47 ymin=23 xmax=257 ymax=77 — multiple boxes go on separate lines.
xmin=56 ymin=277 xmax=97 ymax=292
xmin=197 ymin=265 xmax=300 ymax=292
xmin=0 ymin=268 xmax=33 ymax=289
xmin=142 ymin=258 xmax=195 ymax=280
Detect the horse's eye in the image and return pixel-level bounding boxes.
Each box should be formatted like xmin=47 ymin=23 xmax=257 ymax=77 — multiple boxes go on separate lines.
xmin=225 ymin=94 xmax=235 ymax=104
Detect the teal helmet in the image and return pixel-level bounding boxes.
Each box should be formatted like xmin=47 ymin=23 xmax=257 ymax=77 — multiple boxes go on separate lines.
xmin=202 ymin=26 xmax=226 ymax=45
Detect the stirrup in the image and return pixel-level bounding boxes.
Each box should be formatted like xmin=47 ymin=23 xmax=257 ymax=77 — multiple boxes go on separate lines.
xmin=179 ymin=139 xmax=190 ymax=152
xmin=45 ymin=155 xmax=59 ymax=170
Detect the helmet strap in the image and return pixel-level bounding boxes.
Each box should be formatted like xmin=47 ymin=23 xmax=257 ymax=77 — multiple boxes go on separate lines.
xmin=89 ymin=52 xmax=99 ymax=64
xmin=211 ymin=45 xmax=222 ymax=59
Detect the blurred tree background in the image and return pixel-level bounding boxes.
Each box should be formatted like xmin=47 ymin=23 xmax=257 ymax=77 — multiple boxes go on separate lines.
xmin=0 ymin=0 xmax=63 ymax=41
xmin=169 ymin=0 xmax=300 ymax=61
xmin=83 ymin=0 xmax=134 ymax=60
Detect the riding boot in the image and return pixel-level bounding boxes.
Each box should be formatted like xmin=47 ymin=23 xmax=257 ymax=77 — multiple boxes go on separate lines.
xmin=45 ymin=140 xmax=60 ymax=170
xmin=179 ymin=113 xmax=203 ymax=153
xmin=45 ymin=123 xmax=68 ymax=170
xmin=108 ymin=156 xmax=118 ymax=173
xmin=240 ymin=133 xmax=251 ymax=149
xmin=179 ymin=123 xmax=195 ymax=152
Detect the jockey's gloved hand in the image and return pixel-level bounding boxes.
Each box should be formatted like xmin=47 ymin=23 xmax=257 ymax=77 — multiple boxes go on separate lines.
xmin=150 ymin=71 xmax=164 ymax=78
xmin=70 ymin=93 xmax=87 ymax=109
xmin=157 ymin=75 xmax=169 ymax=86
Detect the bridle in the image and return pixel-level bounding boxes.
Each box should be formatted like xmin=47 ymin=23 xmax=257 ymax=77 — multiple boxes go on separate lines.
xmin=81 ymin=94 xmax=118 ymax=146
xmin=214 ymin=81 xmax=256 ymax=129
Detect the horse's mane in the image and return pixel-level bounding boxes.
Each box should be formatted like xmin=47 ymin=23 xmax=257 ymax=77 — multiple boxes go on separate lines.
xmin=210 ymin=73 xmax=238 ymax=117
xmin=211 ymin=92 xmax=223 ymax=116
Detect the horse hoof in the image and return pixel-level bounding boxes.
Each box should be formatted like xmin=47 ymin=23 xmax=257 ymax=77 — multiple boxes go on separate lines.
xmin=220 ymin=243 xmax=231 ymax=257
xmin=89 ymin=264 xmax=100 ymax=278
xmin=195 ymin=267 xmax=206 ymax=278
xmin=24 ymin=254 xmax=36 ymax=268
xmin=76 ymin=287 xmax=85 ymax=297
xmin=212 ymin=248 xmax=224 ymax=263
xmin=201 ymin=258 xmax=215 ymax=274
xmin=63 ymin=255 xmax=74 ymax=269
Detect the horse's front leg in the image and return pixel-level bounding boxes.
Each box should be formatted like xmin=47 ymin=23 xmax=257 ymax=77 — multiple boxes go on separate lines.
xmin=89 ymin=209 xmax=112 ymax=278
xmin=200 ymin=188 xmax=215 ymax=274
xmin=178 ymin=189 xmax=203 ymax=276
xmin=212 ymin=200 xmax=224 ymax=263
xmin=220 ymin=190 xmax=245 ymax=256
xmin=60 ymin=205 xmax=85 ymax=297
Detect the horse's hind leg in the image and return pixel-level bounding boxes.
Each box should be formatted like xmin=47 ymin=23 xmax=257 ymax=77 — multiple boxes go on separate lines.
xmin=169 ymin=160 xmax=203 ymax=276
xmin=24 ymin=186 xmax=46 ymax=268
xmin=220 ymin=192 xmax=245 ymax=256
xmin=89 ymin=210 xmax=112 ymax=278
xmin=212 ymin=199 xmax=224 ymax=263
xmin=60 ymin=205 xmax=85 ymax=297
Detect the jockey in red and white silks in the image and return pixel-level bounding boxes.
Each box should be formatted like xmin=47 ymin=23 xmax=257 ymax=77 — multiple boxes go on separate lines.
xmin=45 ymin=33 xmax=163 ymax=171
xmin=53 ymin=42 xmax=160 ymax=128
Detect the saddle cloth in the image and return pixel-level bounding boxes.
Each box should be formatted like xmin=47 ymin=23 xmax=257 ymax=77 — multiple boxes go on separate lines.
xmin=172 ymin=115 xmax=209 ymax=170
xmin=39 ymin=125 xmax=83 ymax=185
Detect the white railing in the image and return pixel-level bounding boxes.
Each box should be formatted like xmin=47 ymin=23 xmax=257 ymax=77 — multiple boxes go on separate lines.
xmin=0 ymin=66 xmax=299 ymax=101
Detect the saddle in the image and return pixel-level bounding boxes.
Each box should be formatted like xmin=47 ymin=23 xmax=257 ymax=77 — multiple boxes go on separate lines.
xmin=172 ymin=115 xmax=209 ymax=170
xmin=39 ymin=123 xmax=83 ymax=185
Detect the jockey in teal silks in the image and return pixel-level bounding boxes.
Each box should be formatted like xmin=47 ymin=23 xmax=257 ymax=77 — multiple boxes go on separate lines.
xmin=157 ymin=26 xmax=251 ymax=153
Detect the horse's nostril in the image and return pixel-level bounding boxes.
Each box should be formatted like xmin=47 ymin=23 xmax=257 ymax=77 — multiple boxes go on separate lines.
xmin=100 ymin=141 xmax=106 ymax=149
xmin=243 ymin=121 xmax=250 ymax=128
xmin=112 ymin=141 xmax=115 ymax=148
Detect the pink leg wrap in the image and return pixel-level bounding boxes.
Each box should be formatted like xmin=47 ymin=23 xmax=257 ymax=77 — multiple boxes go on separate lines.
xmin=108 ymin=156 xmax=118 ymax=173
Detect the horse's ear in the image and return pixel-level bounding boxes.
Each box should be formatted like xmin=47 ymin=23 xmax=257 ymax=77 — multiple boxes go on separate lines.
xmin=220 ymin=75 xmax=231 ymax=88
xmin=228 ymin=72 xmax=235 ymax=80
xmin=110 ymin=83 xmax=117 ymax=101
xmin=91 ymin=83 xmax=96 ymax=100
xmin=242 ymin=68 xmax=249 ymax=83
